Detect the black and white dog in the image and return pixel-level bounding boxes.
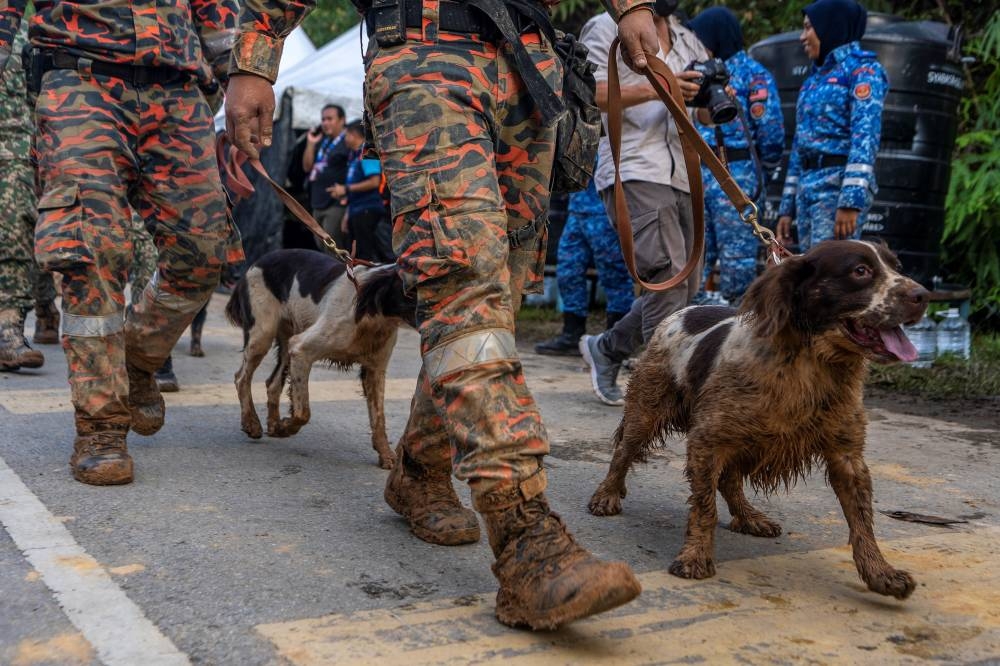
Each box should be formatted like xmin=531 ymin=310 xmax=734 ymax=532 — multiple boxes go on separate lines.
xmin=225 ymin=249 xmax=416 ymax=468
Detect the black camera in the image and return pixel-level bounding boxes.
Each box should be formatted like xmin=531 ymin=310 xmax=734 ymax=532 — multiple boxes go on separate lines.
xmin=685 ymin=58 xmax=737 ymax=124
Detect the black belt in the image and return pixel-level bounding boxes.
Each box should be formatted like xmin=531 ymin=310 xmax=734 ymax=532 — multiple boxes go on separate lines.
xmin=40 ymin=51 xmax=187 ymax=86
xmin=718 ymin=147 xmax=752 ymax=162
xmin=404 ymin=0 xmax=486 ymax=34
xmin=801 ymin=153 xmax=848 ymax=171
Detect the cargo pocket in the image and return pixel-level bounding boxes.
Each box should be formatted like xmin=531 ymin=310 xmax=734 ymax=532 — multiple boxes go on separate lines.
xmin=395 ymin=193 xmax=474 ymax=289
xmin=631 ymin=208 xmax=672 ymax=282
xmin=509 ymin=219 xmax=548 ymax=297
xmin=34 ymin=183 xmax=95 ymax=271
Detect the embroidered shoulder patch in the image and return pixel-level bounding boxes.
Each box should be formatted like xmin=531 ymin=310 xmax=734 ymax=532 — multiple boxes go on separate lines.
xmin=853 ymin=82 xmax=872 ymax=100
xmin=750 ymin=102 xmax=766 ymax=118
xmin=749 ymin=88 xmax=768 ymax=102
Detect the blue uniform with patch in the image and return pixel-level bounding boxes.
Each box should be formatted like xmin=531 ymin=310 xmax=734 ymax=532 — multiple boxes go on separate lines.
xmin=697 ymin=51 xmax=784 ymax=301
xmin=556 ymin=176 xmax=634 ymax=318
xmin=779 ymin=41 xmax=888 ymax=249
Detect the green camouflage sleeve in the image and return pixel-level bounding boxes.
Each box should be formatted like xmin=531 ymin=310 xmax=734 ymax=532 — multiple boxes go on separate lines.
xmin=601 ymin=0 xmax=654 ymax=21
xmin=228 ymin=0 xmax=316 ymax=83
xmin=0 ymin=0 xmax=28 ymax=72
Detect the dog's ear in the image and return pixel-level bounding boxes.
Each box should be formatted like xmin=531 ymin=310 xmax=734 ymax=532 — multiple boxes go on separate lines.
xmin=739 ymin=255 xmax=814 ymax=342
xmin=354 ymin=267 xmax=417 ymax=326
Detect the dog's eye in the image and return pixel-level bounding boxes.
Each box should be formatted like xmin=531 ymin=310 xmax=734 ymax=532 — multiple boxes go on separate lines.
xmin=854 ymin=265 xmax=872 ymax=278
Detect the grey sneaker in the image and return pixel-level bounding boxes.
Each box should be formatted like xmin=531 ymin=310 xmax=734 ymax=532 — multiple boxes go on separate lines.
xmin=579 ymin=335 xmax=624 ymax=406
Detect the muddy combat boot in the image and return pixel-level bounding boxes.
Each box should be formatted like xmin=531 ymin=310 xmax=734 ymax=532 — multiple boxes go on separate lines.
xmin=154 ymin=355 xmax=180 ymax=392
xmin=534 ymin=312 xmax=587 ymax=357
xmin=483 ymin=494 xmax=641 ymax=630
xmin=385 ymin=447 xmax=480 ymax=545
xmin=127 ymin=361 xmax=165 ymax=435
xmin=32 ymin=302 xmax=61 ymax=344
xmin=0 ymin=309 xmax=44 ymax=371
xmin=70 ymin=429 xmax=134 ymax=485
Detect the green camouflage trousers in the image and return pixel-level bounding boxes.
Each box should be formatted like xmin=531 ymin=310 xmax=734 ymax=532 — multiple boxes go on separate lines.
xmin=366 ymin=27 xmax=561 ymax=510
xmin=129 ymin=212 xmax=158 ymax=307
xmin=0 ymin=158 xmax=56 ymax=313
xmin=33 ymin=69 xmax=237 ymax=432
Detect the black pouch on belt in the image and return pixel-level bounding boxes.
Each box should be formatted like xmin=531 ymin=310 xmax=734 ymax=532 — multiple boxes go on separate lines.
xmin=550 ymin=32 xmax=600 ymax=194
xmin=26 ymin=48 xmax=45 ymax=95
xmin=370 ymin=0 xmax=406 ymax=47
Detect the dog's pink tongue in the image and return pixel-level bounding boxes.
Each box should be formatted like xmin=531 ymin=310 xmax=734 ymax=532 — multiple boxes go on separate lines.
xmin=879 ymin=326 xmax=918 ymax=362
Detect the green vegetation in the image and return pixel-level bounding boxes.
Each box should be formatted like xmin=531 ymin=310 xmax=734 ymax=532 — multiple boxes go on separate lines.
xmin=941 ymin=12 xmax=1000 ymax=329
xmin=300 ymin=2 xmax=362 ymax=46
xmin=868 ymin=334 xmax=1000 ymax=398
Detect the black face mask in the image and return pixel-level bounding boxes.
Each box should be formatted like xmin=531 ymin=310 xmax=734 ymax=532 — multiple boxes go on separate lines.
xmin=653 ymin=0 xmax=678 ymax=17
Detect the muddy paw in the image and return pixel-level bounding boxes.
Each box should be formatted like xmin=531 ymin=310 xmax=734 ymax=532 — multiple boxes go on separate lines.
xmin=242 ymin=419 xmax=263 ymax=439
xmin=588 ymin=489 xmax=623 ymax=516
xmin=377 ymin=453 xmax=396 ymax=470
xmin=669 ymin=553 xmax=716 ymax=580
xmin=189 ymin=343 xmax=205 ymax=358
xmin=730 ymin=515 xmax=782 ymax=538
xmin=268 ymin=418 xmax=302 ymax=438
xmin=868 ymin=568 xmax=916 ymax=600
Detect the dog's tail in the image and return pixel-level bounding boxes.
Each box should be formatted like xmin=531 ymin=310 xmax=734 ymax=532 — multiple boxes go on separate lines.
xmin=354 ymin=265 xmax=417 ymax=327
xmin=225 ymin=276 xmax=253 ymax=348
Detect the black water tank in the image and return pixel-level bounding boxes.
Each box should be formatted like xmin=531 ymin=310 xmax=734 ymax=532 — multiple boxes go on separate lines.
xmin=749 ymin=15 xmax=965 ymax=285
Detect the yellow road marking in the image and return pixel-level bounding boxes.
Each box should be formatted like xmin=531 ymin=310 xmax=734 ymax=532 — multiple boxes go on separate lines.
xmin=257 ymin=528 xmax=1000 ymax=665
xmin=0 ymin=373 xmax=594 ymax=415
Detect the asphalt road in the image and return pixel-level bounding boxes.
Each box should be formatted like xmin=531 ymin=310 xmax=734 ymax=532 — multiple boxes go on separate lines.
xmin=2 ymin=294 xmax=998 ymax=665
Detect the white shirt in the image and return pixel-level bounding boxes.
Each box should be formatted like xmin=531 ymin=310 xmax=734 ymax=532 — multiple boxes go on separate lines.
xmin=582 ymin=13 xmax=709 ymax=194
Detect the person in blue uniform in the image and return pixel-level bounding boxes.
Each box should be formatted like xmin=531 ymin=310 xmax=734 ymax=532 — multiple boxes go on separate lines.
xmin=777 ymin=0 xmax=888 ymax=250
xmin=535 ymin=168 xmax=634 ymax=356
xmin=689 ymin=7 xmax=784 ymax=303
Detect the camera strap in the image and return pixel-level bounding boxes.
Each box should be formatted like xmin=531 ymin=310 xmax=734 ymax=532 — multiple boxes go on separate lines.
xmin=733 ymin=102 xmax=766 ymax=203
xmin=606 ymin=41 xmax=791 ymax=291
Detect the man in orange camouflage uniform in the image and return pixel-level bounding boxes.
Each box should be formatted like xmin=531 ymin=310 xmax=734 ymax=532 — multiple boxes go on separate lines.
xmin=226 ymin=0 xmax=660 ymax=629
xmin=0 ymin=0 xmax=242 ymax=486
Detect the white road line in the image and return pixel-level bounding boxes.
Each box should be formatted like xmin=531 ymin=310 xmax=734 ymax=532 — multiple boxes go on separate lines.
xmin=0 ymin=456 xmax=189 ymax=666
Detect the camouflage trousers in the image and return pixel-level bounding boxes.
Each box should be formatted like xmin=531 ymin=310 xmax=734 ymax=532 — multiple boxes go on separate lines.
xmin=702 ymin=159 xmax=763 ymax=303
xmin=794 ymin=167 xmax=865 ymax=250
xmin=33 ymin=70 xmax=237 ymax=432
xmin=129 ymin=212 xmax=159 ymax=306
xmin=556 ymin=211 xmax=635 ymax=318
xmin=365 ymin=29 xmax=561 ymax=510
xmin=0 ymin=158 xmax=56 ymax=312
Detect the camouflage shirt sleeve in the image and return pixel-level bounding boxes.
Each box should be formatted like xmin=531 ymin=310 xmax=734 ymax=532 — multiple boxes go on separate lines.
xmin=600 ymin=0 xmax=654 ymax=22
xmin=192 ymin=0 xmax=240 ymax=84
xmin=0 ymin=0 xmax=28 ymax=72
xmin=228 ymin=0 xmax=316 ymax=83
xmin=839 ymin=60 xmax=888 ymax=210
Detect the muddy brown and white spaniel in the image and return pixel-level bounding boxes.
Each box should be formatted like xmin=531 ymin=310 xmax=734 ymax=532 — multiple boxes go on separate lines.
xmin=588 ymin=240 xmax=929 ymax=599
xmin=226 ymin=249 xmax=416 ymax=469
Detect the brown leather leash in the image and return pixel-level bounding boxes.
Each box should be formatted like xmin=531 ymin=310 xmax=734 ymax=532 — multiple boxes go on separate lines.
xmin=606 ymin=41 xmax=791 ymax=292
xmin=216 ymin=132 xmax=378 ymax=288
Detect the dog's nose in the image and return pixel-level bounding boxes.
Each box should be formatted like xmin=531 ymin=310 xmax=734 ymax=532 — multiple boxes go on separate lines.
xmin=908 ymin=284 xmax=930 ymax=306
xmin=903 ymin=283 xmax=930 ymax=323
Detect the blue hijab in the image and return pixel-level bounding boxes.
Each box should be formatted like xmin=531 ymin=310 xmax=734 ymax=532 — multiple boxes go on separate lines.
xmin=804 ymin=0 xmax=868 ymax=64
xmin=688 ymin=7 xmax=743 ymax=61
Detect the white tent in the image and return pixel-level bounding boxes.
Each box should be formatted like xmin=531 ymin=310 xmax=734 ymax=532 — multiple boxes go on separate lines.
xmin=214 ymin=23 xmax=367 ymax=132
xmin=274 ymin=22 xmax=368 ymax=128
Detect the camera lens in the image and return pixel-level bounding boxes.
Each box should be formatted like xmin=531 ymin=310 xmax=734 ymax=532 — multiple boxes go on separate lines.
xmin=707 ymin=89 xmax=738 ymax=124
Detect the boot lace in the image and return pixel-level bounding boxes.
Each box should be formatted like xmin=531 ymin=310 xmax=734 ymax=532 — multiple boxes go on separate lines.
xmin=77 ymin=432 xmax=127 ymax=458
